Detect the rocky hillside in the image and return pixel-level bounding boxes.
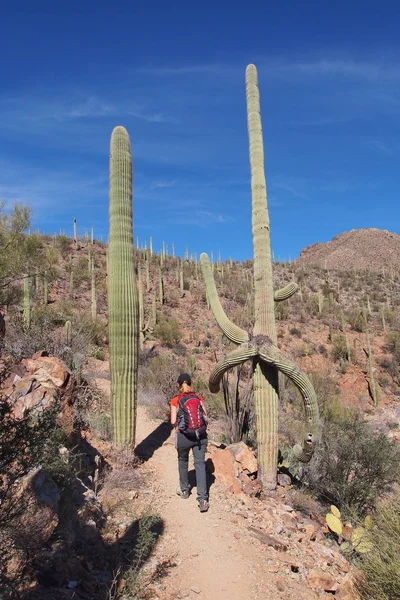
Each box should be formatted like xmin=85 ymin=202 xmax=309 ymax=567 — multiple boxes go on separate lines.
xmin=1 ymin=233 xmax=400 ymax=599
xmin=297 ymin=228 xmax=400 ymax=272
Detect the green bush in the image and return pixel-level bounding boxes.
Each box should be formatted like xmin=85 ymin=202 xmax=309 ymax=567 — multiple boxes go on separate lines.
xmin=331 ymin=335 xmax=348 ymax=362
xmin=356 ymin=497 xmax=400 ymax=600
xmin=55 ymin=235 xmax=71 ymax=254
xmin=0 ymin=396 xmax=59 ymax=528
xmin=289 ymin=327 xmax=302 ymax=337
xmin=347 ymin=307 xmax=366 ymax=332
xmin=155 ymin=315 xmax=181 ymax=348
xmin=303 ymin=412 xmax=400 ymax=516
xmin=387 ymin=331 xmax=400 ymax=363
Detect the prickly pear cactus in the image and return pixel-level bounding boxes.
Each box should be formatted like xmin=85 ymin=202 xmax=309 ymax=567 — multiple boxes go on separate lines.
xmin=108 ymin=126 xmax=139 ymax=446
xmin=200 ymin=64 xmax=319 ymax=488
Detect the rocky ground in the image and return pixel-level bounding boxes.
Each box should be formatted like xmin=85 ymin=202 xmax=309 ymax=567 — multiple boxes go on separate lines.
xmin=121 ymin=406 xmax=356 ymax=600
xmin=1 ymin=354 xmax=359 ymax=600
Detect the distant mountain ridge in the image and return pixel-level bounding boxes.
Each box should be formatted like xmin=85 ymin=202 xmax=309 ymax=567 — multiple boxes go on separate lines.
xmin=297 ymin=228 xmax=400 ymax=272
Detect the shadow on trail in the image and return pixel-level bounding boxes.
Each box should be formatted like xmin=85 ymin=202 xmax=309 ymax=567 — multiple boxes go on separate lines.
xmin=134 ymin=421 xmax=173 ymax=462
xmin=20 ymin=499 xmax=166 ymax=600
xmin=188 ymin=467 xmax=216 ymax=498
xmin=12 ymin=433 xmax=171 ymax=600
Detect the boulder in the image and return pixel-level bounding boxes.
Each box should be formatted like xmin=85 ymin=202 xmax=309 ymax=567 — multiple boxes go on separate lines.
xmin=208 ymin=449 xmax=242 ymax=494
xmin=226 ymin=441 xmax=258 ymax=474
xmin=12 ymin=469 xmax=60 ymax=549
xmin=3 ymin=353 xmax=75 ymax=423
xmin=22 ymin=355 xmax=70 ymax=389
xmin=307 ymin=569 xmax=337 ymax=592
xmin=277 ymin=473 xmax=292 ymax=487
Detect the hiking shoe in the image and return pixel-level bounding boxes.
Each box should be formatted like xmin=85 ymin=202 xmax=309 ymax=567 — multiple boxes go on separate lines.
xmin=198 ymin=499 xmax=209 ymax=513
xmin=176 ymin=486 xmax=190 ymax=499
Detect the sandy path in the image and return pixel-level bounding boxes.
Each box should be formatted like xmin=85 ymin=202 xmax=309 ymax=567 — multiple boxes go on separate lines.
xmin=135 ymin=406 xmax=274 ymax=600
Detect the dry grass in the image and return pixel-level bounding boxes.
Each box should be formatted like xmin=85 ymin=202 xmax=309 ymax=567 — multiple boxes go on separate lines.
xmin=356 ymin=496 xmax=400 ymax=600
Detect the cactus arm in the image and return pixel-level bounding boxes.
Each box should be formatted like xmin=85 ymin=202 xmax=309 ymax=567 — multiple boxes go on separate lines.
xmin=200 ymin=253 xmax=249 ymax=345
xmin=258 ymin=341 xmax=319 ymax=459
xmin=274 ymin=282 xmax=299 ymax=302
xmin=209 ymin=344 xmax=257 ymax=393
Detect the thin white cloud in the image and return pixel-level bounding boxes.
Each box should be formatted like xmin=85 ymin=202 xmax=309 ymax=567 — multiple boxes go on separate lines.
xmin=138 ymin=58 xmax=400 ymax=84
xmin=364 ymin=139 xmax=392 ymax=154
xmin=272 ymin=178 xmax=307 ymax=199
xmin=150 ymin=180 xmax=176 ymax=189
xmin=138 ymin=64 xmax=240 ymax=77
xmin=168 ymin=210 xmax=235 ymax=226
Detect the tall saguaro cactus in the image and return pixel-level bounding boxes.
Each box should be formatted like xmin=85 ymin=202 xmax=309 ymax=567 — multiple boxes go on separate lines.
xmin=108 ymin=126 xmax=139 ymax=446
xmin=200 ymin=64 xmax=319 ymax=488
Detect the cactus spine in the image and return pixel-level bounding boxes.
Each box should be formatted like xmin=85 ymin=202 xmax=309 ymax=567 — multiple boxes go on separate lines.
xmin=108 ymin=126 xmax=139 ymax=446
xmin=200 ymin=65 xmax=319 ymax=488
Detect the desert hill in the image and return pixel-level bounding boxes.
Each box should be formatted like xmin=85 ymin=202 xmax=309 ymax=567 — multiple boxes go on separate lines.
xmin=297 ymin=228 xmax=400 ymax=272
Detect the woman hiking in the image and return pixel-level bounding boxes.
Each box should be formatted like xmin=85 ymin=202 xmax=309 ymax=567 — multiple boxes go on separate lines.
xmin=170 ymin=373 xmax=209 ymax=513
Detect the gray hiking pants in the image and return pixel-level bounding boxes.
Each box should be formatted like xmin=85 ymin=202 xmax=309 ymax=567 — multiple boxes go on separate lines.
xmin=176 ymin=432 xmax=208 ymax=501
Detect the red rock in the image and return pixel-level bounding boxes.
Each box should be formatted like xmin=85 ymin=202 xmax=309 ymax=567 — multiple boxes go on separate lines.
xmin=226 ymin=441 xmax=258 ymax=474
xmin=209 ymin=450 xmax=242 ymax=494
xmin=238 ymin=471 xmax=262 ymax=497
xmin=336 ymin=574 xmax=356 ymax=599
xmin=308 ymin=569 xmax=337 ymax=592
xmin=304 ymin=523 xmax=317 ymax=541
xmin=22 ymin=356 xmax=70 ymax=388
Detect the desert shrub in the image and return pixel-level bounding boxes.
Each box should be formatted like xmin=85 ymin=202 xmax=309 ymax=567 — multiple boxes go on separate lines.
xmin=55 ymin=234 xmax=71 ymax=254
xmin=347 ymin=307 xmax=366 ymax=332
xmin=86 ymin=411 xmax=113 ymax=441
xmin=3 ymin=310 xmax=106 ymax=366
xmin=138 ymin=354 xmax=187 ymax=419
xmin=155 ymin=315 xmax=180 ymax=348
xmin=356 ymin=497 xmax=400 ymax=600
xmin=108 ymin=514 xmax=168 ymax=600
xmin=331 ymin=334 xmax=348 ymax=362
xmin=289 ymin=327 xmax=302 ymax=337
xmin=308 ymin=370 xmax=339 ymax=413
xmin=3 ymin=312 xmax=67 ymax=361
xmin=275 ymin=301 xmax=289 ymax=321
xmin=303 ymin=413 xmax=400 ymax=515
xmin=0 ymin=396 xmax=59 ymax=528
xmin=387 ymin=331 xmax=400 ymax=363
xmin=318 ymin=344 xmax=328 ymax=356
xmin=287 ymin=488 xmax=324 ymax=518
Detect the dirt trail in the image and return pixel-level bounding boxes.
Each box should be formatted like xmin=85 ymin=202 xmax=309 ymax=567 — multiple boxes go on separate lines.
xmin=135 ymin=406 xmax=281 ymax=600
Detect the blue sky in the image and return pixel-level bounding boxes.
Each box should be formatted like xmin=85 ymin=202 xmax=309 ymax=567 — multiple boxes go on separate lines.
xmin=1 ymin=0 xmax=400 ymax=261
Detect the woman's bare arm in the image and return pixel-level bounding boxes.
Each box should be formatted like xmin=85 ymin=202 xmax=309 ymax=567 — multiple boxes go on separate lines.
xmin=170 ymin=404 xmax=177 ymax=426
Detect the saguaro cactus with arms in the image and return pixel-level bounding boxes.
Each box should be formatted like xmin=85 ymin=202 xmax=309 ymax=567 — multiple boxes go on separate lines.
xmin=200 ymin=64 xmax=319 ymax=488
